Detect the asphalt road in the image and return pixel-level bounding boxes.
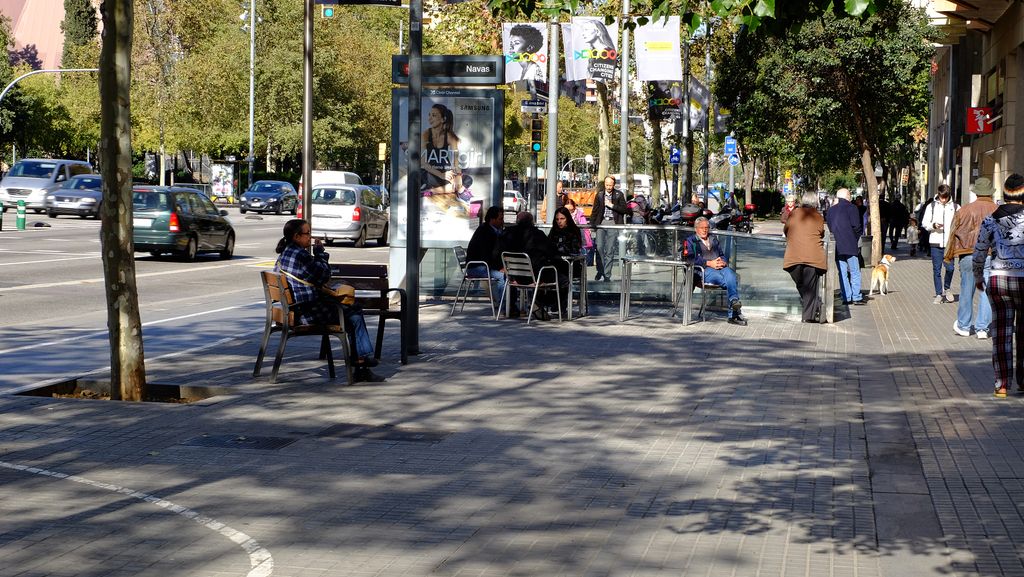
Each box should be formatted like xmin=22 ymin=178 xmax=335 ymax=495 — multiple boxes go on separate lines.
xmin=0 ymin=208 xmax=386 ymax=393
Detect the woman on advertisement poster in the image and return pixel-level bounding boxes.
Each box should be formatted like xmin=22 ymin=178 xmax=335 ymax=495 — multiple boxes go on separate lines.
xmin=573 ymin=18 xmax=617 ymax=83
xmin=506 ymin=24 xmax=546 ymax=83
xmin=421 ymin=103 xmax=467 ymax=216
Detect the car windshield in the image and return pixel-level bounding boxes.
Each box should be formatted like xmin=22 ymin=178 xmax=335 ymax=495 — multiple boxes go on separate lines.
xmin=8 ymin=161 xmax=57 ymax=179
xmin=250 ymin=182 xmax=283 ymax=193
xmin=312 ymin=187 xmax=356 ymax=206
xmin=132 ymin=191 xmax=170 ymax=211
xmin=64 ymin=177 xmax=102 ymax=190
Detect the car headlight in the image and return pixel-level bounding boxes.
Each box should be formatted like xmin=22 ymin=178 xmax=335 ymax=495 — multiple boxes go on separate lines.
xmin=240 ymin=196 xmax=247 ymax=201
xmin=268 ymin=197 xmax=280 ymax=203
xmin=81 ymin=198 xmax=97 ymax=203
xmin=46 ymin=195 xmax=55 ymax=201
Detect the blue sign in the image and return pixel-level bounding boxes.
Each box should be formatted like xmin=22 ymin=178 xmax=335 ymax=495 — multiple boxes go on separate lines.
xmin=724 ymin=137 xmax=737 ymax=155
xmin=728 ymin=153 xmax=740 ymax=167
xmin=669 ymin=146 xmax=681 ymax=165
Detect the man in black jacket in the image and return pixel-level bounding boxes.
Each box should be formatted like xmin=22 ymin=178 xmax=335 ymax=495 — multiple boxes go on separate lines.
xmin=590 ymin=175 xmax=629 ymax=282
xmin=500 ymin=212 xmax=557 ymax=319
xmin=466 ymin=206 xmax=507 ymax=312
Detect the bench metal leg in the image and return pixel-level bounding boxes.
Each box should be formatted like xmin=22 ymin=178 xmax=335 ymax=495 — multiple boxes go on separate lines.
xmin=253 ymin=325 xmax=275 ymax=377
xmin=269 ymin=332 xmax=289 ymax=384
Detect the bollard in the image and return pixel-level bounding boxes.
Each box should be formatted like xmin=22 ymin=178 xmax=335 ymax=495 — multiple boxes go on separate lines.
xmin=16 ymin=199 xmax=26 ymax=230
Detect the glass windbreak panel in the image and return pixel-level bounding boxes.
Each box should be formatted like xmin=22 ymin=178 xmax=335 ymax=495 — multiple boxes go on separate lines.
xmin=9 ymin=161 xmax=57 ymax=179
xmin=312 ymin=187 xmax=356 ymax=205
xmin=132 ymin=191 xmax=170 ymax=211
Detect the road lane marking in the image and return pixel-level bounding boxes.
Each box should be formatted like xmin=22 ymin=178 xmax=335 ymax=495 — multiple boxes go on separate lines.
xmin=0 ymin=461 xmax=274 ymax=577
xmin=0 ymin=302 xmax=264 ymax=356
xmin=0 ymin=259 xmax=261 ymax=292
xmin=0 ymin=255 xmax=101 ymax=267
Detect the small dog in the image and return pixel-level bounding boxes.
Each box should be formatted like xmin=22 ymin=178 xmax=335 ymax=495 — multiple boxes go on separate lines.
xmin=868 ymin=254 xmax=896 ymax=295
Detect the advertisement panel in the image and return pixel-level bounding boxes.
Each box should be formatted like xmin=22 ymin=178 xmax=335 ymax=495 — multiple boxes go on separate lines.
xmin=390 ymin=87 xmax=504 ymax=247
xmin=648 ymin=81 xmax=684 ymax=120
xmin=210 ymin=164 xmax=234 ymax=200
xmin=570 ymin=17 xmax=618 ymax=83
xmin=502 ymin=23 xmax=548 ymax=84
xmin=634 ymin=16 xmax=682 ymax=81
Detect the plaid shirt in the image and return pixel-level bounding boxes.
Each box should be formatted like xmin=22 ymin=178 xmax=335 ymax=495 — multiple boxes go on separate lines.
xmin=275 ymin=244 xmax=331 ymax=305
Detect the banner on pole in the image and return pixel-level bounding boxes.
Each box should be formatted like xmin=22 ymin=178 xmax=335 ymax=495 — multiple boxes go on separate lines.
xmin=634 ymin=16 xmax=682 ymax=81
xmin=570 ymin=17 xmax=618 ymax=83
xmin=502 ymin=23 xmax=548 ymax=84
xmin=647 ymin=81 xmax=684 ymax=120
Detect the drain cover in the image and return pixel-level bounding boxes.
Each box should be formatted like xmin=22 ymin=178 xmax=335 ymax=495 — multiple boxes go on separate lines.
xmin=181 ymin=434 xmax=297 ymax=450
xmin=316 ymin=423 xmax=449 ymax=443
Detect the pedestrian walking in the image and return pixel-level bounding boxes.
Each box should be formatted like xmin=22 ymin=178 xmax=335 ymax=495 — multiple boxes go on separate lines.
xmin=922 ymin=184 xmax=958 ymax=304
xmin=784 ymin=191 xmax=827 ymax=322
xmin=945 ymin=177 xmax=998 ymax=339
xmin=974 ymin=173 xmax=1024 ymax=397
xmin=825 ymin=188 xmax=865 ymax=306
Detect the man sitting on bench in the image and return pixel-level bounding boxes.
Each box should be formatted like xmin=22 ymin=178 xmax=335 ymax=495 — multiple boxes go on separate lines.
xmin=683 ymin=217 xmax=748 ymax=326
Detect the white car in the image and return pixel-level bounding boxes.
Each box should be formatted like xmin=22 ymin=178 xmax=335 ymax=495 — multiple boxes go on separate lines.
xmin=503 ymin=190 xmax=526 ymax=213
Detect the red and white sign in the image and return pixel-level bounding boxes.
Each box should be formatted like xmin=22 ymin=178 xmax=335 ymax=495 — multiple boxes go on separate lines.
xmin=967 ymin=107 xmax=992 ymax=134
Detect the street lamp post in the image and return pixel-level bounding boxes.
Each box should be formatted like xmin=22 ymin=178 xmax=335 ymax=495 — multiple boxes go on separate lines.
xmin=560 ymin=154 xmax=595 ymax=185
xmin=242 ymin=0 xmax=258 ymax=191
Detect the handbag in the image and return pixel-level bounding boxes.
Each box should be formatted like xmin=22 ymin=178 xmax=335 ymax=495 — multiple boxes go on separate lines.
xmin=279 ymin=269 xmax=356 ymax=306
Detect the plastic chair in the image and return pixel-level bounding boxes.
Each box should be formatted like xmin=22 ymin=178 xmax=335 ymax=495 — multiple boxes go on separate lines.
xmin=497 ymin=252 xmax=562 ymax=325
xmin=450 ymin=246 xmax=497 ymax=318
xmin=253 ymin=270 xmax=353 ymax=384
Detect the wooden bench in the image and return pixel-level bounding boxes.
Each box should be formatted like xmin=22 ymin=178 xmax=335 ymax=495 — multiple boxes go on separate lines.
xmin=330 ymin=263 xmax=408 ymax=364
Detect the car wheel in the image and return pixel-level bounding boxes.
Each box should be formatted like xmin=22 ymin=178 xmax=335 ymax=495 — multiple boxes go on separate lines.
xmin=47 ymin=211 xmax=57 ymax=218
xmin=181 ymin=237 xmax=198 ymax=262
xmin=275 ymin=204 xmax=282 ymax=215
xmin=240 ymin=208 xmax=247 ymax=214
xmin=79 ymin=214 xmax=87 ymax=219
xmin=93 ymin=205 xmax=101 ymax=219
xmin=353 ymin=227 xmax=367 ymax=248
xmin=219 ymin=233 xmax=235 ymax=260
xmin=150 ymin=251 xmax=162 ymax=258
xmin=32 ymin=209 xmax=43 ymax=214
xmin=377 ymin=224 xmax=389 ymax=246
xmin=291 ymin=202 xmax=298 ymax=215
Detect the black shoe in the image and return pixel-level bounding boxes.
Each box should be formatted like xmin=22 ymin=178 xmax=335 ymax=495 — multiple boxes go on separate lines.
xmin=508 ymin=308 xmax=521 ymax=319
xmin=353 ymin=367 xmax=386 ymax=383
xmin=853 ymin=300 xmax=867 ymax=306
xmin=730 ymin=299 xmax=743 ymax=314
xmin=357 ymin=357 xmax=379 ymax=368
xmin=728 ymin=315 xmax=748 ymax=326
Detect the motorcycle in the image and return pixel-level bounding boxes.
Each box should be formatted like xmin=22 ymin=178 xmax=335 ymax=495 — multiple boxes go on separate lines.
xmin=710 ymin=202 xmax=755 ymax=233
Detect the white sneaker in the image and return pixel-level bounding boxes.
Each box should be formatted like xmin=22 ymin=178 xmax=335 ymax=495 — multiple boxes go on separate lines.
xmin=933 ymin=295 xmax=944 ymax=305
xmin=944 ymin=289 xmax=955 ymax=303
xmin=953 ymin=320 xmax=971 ymax=337
xmin=977 ymin=330 xmax=990 ymax=340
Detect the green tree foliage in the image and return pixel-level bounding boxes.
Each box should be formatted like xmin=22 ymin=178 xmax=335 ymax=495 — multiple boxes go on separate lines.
xmin=61 ymin=0 xmax=98 ymax=66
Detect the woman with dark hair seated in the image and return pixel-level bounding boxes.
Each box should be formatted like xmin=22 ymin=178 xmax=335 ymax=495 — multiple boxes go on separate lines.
xmin=275 ymin=219 xmax=383 ymax=382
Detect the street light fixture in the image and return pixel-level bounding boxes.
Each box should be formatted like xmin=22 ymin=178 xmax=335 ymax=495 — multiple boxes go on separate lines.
xmin=560 ymin=154 xmax=595 ymax=186
xmin=241 ymin=1 xmax=262 ymax=191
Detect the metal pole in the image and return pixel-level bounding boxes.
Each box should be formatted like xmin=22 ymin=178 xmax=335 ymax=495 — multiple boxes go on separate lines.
xmin=618 ymin=0 xmax=630 ymax=189
xmin=530 ymin=112 xmax=539 ymax=219
xmin=301 ymin=0 xmax=313 ymax=221
xmin=0 ymin=68 xmax=98 ymax=107
xmin=544 ymin=19 xmax=560 ymax=224
xmin=702 ymin=20 xmax=711 ymax=206
xmin=681 ymin=41 xmax=690 ymax=203
xmin=247 ymin=0 xmax=256 ymax=190
xmin=405 ymin=0 xmax=423 ymax=355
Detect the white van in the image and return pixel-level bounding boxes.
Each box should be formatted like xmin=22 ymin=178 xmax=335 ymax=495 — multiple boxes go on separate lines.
xmin=611 ymin=173 xmax=652 ymax=197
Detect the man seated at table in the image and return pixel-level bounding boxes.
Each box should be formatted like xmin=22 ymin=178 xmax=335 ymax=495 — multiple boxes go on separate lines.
xmin=683 ymin=217 xmax=748 ymax=326
xmin=466 ymin=206 xmax=509 ymax=314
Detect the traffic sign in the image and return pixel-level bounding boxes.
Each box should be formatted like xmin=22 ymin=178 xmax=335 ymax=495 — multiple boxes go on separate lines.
xmin=669 ymin=146 xmax=681 ymax=165
xmin=783 ymin=183 xmax=793 ymax=193
xmin=724 ymin=136 xmax=737 ymax=155
xmin=728 ymin=153 xmax=740 ymax=167
xmin=521 ymin=99 xmax=546 ymax=114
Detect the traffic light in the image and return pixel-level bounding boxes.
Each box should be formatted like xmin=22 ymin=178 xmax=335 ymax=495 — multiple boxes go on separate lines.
xmin=530 ymin=118 xmax=543 ymax=153
xmin=321 ymin=5 xmax=335 ymax=17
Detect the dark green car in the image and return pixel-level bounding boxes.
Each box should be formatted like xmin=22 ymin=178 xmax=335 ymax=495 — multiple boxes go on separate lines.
xmin=132 ymin=186 xmax=236 ymax=261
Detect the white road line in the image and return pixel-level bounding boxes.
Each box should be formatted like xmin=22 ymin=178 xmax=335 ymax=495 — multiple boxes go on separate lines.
xmin=0 ymin=302 xmax=263 ymax=356
xmin=0 ymin=461 xmax=274 ymax=577
xmin=0 ymin=259 xmax=260 ymax=292
xmin=0 ymin=255 xmax=100 ymax=267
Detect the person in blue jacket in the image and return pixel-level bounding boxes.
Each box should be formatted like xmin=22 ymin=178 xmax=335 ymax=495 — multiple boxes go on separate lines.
xmin=683 ymin=217 xmax=747 ymax=326
xmin=825 ymin=188 xmax=866 ymax=305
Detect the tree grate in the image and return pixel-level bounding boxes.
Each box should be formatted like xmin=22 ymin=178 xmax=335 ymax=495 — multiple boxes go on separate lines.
xmin=181 ymin=434 xmax=298 ymax=450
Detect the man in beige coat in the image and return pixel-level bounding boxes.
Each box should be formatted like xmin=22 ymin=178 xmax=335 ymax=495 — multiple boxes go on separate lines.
xmin=784 ymin=191 xmax=828 ymax=322
xmin=945 ymin=177 xmax=999 ymax=338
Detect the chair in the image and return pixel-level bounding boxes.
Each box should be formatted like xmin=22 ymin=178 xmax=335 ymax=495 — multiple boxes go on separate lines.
xmin=450 ymin=246 xmax=496 ymax=318
xmin=253 ymin=270 xmax=353 ymax=384
xmin=497 ymin=252 xmax=562 ymax=325
xmin=692 ymin=264 xmax=729 ymax=322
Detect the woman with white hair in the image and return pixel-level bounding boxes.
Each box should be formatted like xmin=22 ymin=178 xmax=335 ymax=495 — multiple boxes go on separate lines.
xmin=783 ymin=191 xmax=827 ymax=322
xmin=781 ymin=194 xmax=797 ymax=225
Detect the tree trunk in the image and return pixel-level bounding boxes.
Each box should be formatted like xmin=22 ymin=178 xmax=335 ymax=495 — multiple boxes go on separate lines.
xmin=99 ymin=0 xmax=146 ymax=401
xmin=596 ymin=82 xmax=611 ymax=182
xmin=650 ymin=113 xmax=664 ymax=205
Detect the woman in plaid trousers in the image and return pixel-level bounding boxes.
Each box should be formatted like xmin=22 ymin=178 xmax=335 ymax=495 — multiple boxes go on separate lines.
xmin=975 ymin=174 xmax=1024 ymax=397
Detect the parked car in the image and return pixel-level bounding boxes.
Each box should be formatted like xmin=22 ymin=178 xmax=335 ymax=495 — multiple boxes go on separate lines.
xmin=239 ymin=180 xmax=298 ymax=215
xmin=131 ymin=186 xmax=235 ymax=261
xmin=309 ymin=184 xmax=388 ymax=248
xmin=44 ymin=175 xmax=104 ymax=219
xmin=503 ymin=189 xmax=526 ymax=213
xmin=0 ymin=158 xmax=93 ymax=213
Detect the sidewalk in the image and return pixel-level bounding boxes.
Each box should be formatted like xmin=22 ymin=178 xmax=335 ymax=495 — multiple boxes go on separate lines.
xmin=0 ymin=241 xmax=1018 ymax=577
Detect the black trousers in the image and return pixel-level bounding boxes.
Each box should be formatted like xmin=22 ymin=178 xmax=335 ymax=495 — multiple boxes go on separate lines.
xmin=786 ymin=264 xmax=824 ymax=322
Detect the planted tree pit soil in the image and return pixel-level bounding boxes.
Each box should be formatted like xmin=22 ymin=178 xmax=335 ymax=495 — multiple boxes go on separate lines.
xmin=16 ymin=378 xmax=233 ymax=404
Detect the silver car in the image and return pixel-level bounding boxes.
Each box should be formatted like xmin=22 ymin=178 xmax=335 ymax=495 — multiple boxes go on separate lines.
xmin=0 ymin=159 xmax=93 ymax=213
xmin=45 ymin=175 xmax=104 ymax=219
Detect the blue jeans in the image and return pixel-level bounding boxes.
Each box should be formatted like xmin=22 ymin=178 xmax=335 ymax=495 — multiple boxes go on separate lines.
xmin=957 ymin=254 xmax=992 ymax=332
xmin=466 ymin=263 xmax=506 ymax=305
xmin=930 ymin=246 xmax=954 ymax=296
xmin=836 ymin=254 xmax=863 ymax=303
xmin=343 ymin=305 xmax=374 ymax=360
xmin=702 ymin=266 xmax=741 ymax=317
